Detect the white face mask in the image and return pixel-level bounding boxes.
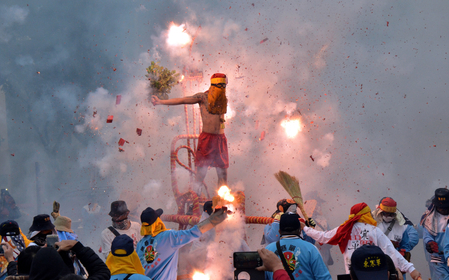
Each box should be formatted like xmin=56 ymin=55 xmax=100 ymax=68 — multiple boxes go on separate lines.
xmin=286 ymin=204 xmax=297 ymax=214
xmin=382 ymin=216 xmax=395 ymax=223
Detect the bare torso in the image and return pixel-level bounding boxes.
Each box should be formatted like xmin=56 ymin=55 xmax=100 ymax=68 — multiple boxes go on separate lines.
xmin=193 ymin=91 xmax=225 ymax=134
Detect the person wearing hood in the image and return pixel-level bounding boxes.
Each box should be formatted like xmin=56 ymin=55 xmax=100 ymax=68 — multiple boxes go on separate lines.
xmin=261 ymin=199 xmax=315 ymax=246
xmin=4 ymin=244 xmax=40 ymax=280
xmin=28 ymin=247 xmax=72 ymax=280
xmin=28 ymin=214 xmax=56 ymax=247
xmin=136 ymin=206 xmax=228 ymax=280
xmin=101 ymin=201 xmax=142 ymax=259
xmin=106 ymin=235 xmax=151 ymax=280
xmin=301 ymin=202 xmax=422 ymax=280
xmin=372 ymin=197 xmax=419 ymax=273
xmin=0 ymin=220 xmax=31 ymax=279
xmin=28 ymin=240 xmax=110 ymax=280
xmin=421 ymin=188 xmax=449 ymax=280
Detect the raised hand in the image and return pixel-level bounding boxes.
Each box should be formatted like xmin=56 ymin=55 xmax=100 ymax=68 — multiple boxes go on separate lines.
xmin=151 ymin=95 xmax=161 ymax=106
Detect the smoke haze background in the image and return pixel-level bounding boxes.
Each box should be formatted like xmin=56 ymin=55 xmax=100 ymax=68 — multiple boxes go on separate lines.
xmin=1 ymin=0 xmax=448 ymax=278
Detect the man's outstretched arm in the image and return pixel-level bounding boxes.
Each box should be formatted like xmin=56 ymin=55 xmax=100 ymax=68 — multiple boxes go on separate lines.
xmin=152 ymin=95 xmax=201 ymax=106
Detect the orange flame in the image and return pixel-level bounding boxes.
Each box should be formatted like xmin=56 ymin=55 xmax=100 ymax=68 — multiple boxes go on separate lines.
xmin=218 ymin=185 xmax=235 ymax=202
xmin=167 ymin=23 xmax=191 ymax=47
xmin=281 ymin=118 xmax=302 ymax=138
xmin=192 ymin=271 xmax=210 ymax=280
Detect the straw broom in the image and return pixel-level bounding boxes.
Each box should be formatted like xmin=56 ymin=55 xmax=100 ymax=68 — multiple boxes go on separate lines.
xmin=274 ymin=171 xmax=310 ymax=222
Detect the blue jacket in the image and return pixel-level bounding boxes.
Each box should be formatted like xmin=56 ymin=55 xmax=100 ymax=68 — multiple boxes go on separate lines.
xmin=137 ymin=225 xmax=201 ymax=280
xmin=402 ymin=225 xmax=419 ymax=252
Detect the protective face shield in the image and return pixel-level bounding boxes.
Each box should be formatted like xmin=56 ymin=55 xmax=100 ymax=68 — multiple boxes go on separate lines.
xmin=285 ymin=204 xmax=297 ymax=214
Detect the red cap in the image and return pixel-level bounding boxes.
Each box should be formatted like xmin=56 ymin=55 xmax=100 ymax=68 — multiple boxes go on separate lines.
xmin=379 ymin=197 xmax=397 ymax=213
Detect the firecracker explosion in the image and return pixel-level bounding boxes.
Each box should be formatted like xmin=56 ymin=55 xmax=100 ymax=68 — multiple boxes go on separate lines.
xmin=2 ymin=3 xmax=444 ymax=279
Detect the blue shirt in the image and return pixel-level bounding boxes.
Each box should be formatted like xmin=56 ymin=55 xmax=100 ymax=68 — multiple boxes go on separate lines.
xmin=137 ymin=225 xmax=202 ymax=280
xmin=265 ymin=236 xmax=331 ymax=280
xmin=110 ymin=273 xmax=152 ymax=280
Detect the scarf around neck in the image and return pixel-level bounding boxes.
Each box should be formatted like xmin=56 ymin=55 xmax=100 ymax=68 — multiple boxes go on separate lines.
xmin=420 ymin=204 xmax=439 ymax=236
xmin=328 ymin=203 xmax=377 ymax=253
xmin=140 ymin=217 xmax=169 ymax=237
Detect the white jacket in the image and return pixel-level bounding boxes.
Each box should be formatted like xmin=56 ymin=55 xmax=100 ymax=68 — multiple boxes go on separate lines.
xmin=304 ymin=222 xmax=415 ymax=274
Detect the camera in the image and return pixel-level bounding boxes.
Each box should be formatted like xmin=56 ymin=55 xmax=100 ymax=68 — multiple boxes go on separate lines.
xmin=233 ymin=251 xmax=264 ymax=280
xmin=234 ymin=251 xmax=263 ymax=269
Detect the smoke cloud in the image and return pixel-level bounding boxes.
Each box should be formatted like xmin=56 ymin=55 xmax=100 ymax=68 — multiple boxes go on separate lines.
xmin=1 ymin=0 xmax=448 ymax=278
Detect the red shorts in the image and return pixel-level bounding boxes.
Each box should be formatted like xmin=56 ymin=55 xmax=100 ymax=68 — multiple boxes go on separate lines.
xmin=195 ymin=132 xmax=229 ymax=169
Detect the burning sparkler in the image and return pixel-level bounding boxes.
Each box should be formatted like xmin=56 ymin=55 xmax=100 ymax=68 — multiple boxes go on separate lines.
xmin=166 ymin=23 xmax=191 ymax=47
xmin=217 ymin=185 xmax=235 ymax=202
xmin=281 ymin=118 xmax=302 ymax=138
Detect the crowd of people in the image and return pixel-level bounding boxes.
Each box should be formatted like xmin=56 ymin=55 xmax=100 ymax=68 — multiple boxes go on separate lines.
xmin=0 ymin=187 xmax=448 ymax=279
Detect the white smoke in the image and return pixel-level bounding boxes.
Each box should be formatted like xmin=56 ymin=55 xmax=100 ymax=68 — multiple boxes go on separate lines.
xmin=0 ymin=5 xmax=28 ymax=43
xmin=3 ymin=1 xmax=447 ymax=279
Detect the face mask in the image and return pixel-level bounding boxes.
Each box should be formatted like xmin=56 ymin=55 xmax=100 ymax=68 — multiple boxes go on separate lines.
xmin=436 ymin=208 xmax=449 ymax=215
xmin=382 ymin=216 xmax=395 ymax=223
xmin=32 ymin=233 xmax=48 ymax=246
xmin=112 ymin=218 xmax=130 ymax=230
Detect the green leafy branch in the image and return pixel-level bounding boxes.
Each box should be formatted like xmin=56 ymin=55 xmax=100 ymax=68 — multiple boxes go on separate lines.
xmin=146 ymin=61 xmax=180 ymax=100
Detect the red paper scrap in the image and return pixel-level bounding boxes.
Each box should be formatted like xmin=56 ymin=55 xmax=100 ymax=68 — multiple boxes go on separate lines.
xmin=119 ymin=148 xmax=124 ymax=152
xmin=116 ymin=95 xmax=121 ymax=105
xmin=136 ymin=128 xmax=142 ymax=136
xmin=310 ymin=155 xmax=315 ymax=162
xmin=387 ymin=21 xmax=389 ymax=27
xmin=11 ymin=154 xmax=14 ymax=157
xmin=259 ymin=131 xmax=265 ymax=141
xmin=107 ymin=115 xmax=113 ymax=123
xmin=260 ymin=38 xmax=268 ymax=44
xmin=93 ymin=111 xmax=97 ymax=118
xmin=113 ymin=68 xmax=117 ymax=71
xmin=118 ymin=138 xmax=126 ymax=146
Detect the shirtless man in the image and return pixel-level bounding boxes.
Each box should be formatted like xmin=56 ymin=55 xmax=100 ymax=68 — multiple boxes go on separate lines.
xmin=151 ymin=73 xmax=229 ymax=195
